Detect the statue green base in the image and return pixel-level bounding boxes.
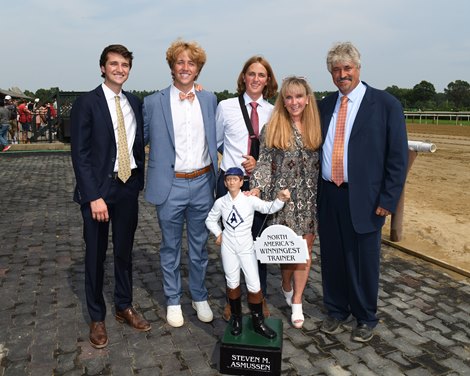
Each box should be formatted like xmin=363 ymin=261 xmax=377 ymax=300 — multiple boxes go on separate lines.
xmin=220 ymin=316 xmax=283 ymax=375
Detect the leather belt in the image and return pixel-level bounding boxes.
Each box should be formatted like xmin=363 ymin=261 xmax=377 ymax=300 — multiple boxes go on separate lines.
xmin=175 ymin=165 xmax=211 ymax=179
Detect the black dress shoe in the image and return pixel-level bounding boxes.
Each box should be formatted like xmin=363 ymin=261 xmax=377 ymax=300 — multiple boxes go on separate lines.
xmin=320 ymin=316 xmax=344 ymax=334
xmin=351 ymin=324 xmax=374 ymax=342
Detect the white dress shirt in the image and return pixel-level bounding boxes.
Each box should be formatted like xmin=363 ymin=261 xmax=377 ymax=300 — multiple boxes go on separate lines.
xmin=101 ymin=83 xmax=137 ymax=172
xmin=216 ymin=92 xmax=274 ymax=174
xmin=322 ymin=82 xmax=366 ymax=183
xmin=206 ymin=191 xmax=285 ymax=251
xmin=170 ymin=85 xmax=210 ymax=172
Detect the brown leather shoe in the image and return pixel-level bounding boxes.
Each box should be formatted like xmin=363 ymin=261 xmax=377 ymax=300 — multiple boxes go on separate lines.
xmin=115 ymin=307 xmax=151 ymax=332
xmin=89 ymin=321 xmax=108 ymax=349
xmin=222 ymin=302 xmax=231 ymax=322
xmin=262 ymin=298 xmax=270 ymax=318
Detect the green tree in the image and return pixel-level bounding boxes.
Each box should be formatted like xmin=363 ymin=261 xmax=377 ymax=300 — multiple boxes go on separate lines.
xmin=214 ymin=90 xmax=237 ymax=103
xmin=434 ymin=92 xmax=452 ymax=111
xmin=34 ymin=87 xmax=60 ymax=104
xmin=129 ymin=90 xmax=157 ymax=101
xmin=444 ymin=80 xmax=470 ymax=110
xmin=409 ymin=81 xmax=436 ymax=109
xmin=24 ymin=90 xmax=35 ymax=99
xmin=385 ymin=86 xmax=412 ymax=109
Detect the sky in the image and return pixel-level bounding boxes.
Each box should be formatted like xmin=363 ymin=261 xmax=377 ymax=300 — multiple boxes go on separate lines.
xmin=2 ymin=0 xmax=469 ymax=95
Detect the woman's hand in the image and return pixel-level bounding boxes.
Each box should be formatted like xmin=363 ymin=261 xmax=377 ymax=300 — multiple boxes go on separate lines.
xmin=277 ymin=189 xmax=291 ymax=202
xmin=248 ymin=188 xmax=261 ymax=197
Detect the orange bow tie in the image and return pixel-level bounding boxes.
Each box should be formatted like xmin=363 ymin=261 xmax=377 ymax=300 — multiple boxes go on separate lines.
xmin=179 ymin=92 xmax=195 ymax=103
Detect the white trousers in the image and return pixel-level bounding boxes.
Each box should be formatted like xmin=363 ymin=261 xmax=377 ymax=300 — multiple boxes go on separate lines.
xmin=221 ymin=241 xmax=260 ymax=293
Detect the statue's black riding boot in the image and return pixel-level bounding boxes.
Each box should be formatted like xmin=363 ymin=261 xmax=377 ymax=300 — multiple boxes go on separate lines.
xmin=228 ymin=297 xmax=242 ymax=336
xmin=227 ymin=286 xmax=242 ymax=336
xmin=248 ymin=291 xmax=276 ymax=339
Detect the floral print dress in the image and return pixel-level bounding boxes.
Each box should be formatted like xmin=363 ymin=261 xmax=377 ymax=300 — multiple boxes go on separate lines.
xmin=250 ymin=124 xmax=319 ymax=236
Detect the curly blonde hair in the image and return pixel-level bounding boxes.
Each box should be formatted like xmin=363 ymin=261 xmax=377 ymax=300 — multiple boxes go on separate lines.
xmin=166 ymin=39 xmax=207 ymax=80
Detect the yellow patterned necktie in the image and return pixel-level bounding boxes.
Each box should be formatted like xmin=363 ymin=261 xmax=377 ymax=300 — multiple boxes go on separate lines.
xmin=331 ymin=95 xmax=348 ymax=186
xmin=115 ymin=96 xmax=131 ymax=183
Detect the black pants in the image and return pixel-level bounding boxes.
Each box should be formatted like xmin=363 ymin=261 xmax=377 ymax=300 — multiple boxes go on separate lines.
xmin=81 ymin=176 xmax=139 ymax=321
xmin=318 ymin=180 xmax=381 ymax=327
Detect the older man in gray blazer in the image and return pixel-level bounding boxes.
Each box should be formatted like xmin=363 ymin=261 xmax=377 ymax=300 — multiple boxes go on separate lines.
xmin=143 ymin=40 xmax=218 ymax=327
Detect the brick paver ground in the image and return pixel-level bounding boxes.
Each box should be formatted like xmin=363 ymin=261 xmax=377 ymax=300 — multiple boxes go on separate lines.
xmin=1 ymin=152 xmax=469 ymax=375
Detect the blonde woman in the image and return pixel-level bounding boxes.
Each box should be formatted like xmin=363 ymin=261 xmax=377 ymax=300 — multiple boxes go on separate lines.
xmin=250 ymin=76 xmax=322 ymax=328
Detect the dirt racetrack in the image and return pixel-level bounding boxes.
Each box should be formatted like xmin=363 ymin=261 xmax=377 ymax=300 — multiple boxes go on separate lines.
xmin=383 ymin=123 xmax=470 ymax=276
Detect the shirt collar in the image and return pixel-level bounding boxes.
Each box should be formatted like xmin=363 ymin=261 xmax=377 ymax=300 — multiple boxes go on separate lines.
xmin=243 ymin=92 xmax=264 ymax=107
xmin=102 ymin=83 xmax=122 ymax=101
xmin=171 ymin=84 xmax=195 ymax=97
xmin=338 ymin=81 xmax=365 ymax=104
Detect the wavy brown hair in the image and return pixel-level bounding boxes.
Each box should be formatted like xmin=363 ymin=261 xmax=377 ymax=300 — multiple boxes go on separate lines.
xmin=99 ymin=44 xmax=133 ymax=78
xmin=236 ymin=56 xmax=278 ymax=99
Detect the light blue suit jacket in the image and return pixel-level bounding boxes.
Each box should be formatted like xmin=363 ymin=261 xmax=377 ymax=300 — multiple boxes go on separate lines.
xmin=143 ymin=86 xmax=218 ymax=205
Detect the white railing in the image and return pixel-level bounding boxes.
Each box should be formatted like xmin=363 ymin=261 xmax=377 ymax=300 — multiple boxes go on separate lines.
xmin=404 ymin=111 xmax=470 ymax=125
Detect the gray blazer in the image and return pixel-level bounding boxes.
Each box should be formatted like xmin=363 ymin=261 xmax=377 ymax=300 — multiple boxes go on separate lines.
xmin=143 ymin=86 xmax=218 ymax=205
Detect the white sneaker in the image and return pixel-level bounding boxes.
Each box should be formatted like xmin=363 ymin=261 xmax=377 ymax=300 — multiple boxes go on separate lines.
xmin=166 ymin=305 xmax=184 ymax=327
xmin=192 ymin=300 xmax=213 ymax=323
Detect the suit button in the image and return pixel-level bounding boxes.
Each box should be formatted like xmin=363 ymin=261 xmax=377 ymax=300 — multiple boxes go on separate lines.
xmin=108 ymin=174 xmax=112 ymax=178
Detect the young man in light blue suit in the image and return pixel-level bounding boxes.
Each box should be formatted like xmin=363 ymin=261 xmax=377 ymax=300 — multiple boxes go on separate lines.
xmin=143 ymin=40 xmax=218 ymax=327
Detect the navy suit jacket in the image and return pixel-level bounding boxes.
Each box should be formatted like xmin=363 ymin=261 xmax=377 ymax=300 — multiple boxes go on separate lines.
xmin=70 ymin=85 xmax=145 ymax=205
xmin=143 ymin=86 xmax=218 ymax=205
xmin=319 ymin=82 xmax=408 ymax=233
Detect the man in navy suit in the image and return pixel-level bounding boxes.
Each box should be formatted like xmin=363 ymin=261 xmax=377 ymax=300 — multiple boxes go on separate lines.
xmin=71 ymin=44 xmax=150 ymax=349
xmin=143 ymin=40 xmax=218 ymax=327
xmin=318 ymin=42 xmax=408 ymax=342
